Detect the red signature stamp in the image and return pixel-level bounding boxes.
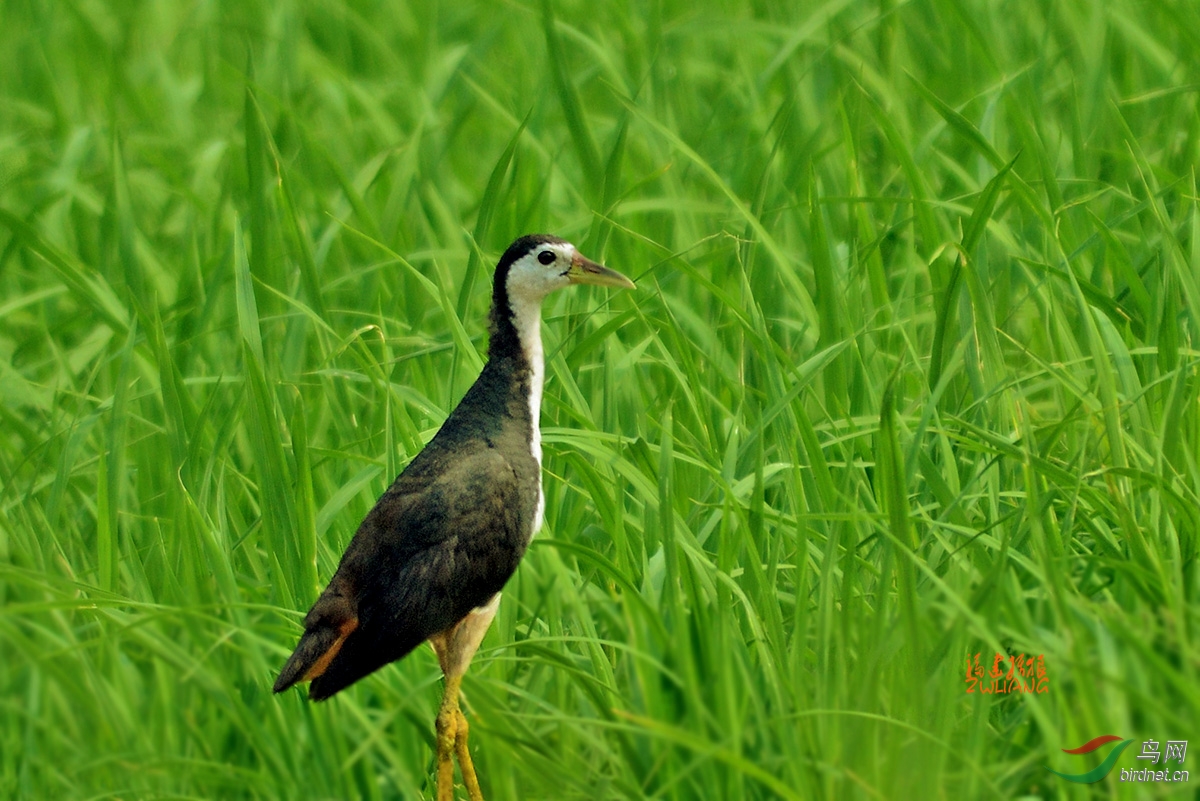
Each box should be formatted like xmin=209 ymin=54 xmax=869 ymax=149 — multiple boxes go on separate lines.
xmin=965 ymin=652 xmax=1049 ymax=694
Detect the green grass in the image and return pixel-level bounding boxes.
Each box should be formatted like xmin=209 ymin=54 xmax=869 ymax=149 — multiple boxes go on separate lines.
xmin=2 ymin=0 xmax=1198 ymax=798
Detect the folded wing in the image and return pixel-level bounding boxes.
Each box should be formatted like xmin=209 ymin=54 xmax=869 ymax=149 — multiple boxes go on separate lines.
xmin=273 ymin=446 xmax=532 ymax=700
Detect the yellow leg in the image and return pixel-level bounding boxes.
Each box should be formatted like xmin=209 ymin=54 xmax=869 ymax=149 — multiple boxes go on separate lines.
xmin=454 ymin=708 xmax=482 ymax=800
xmin=431 ymin=595 xmax=499 ymax=801
xmin=433 ymin=673 xmax=485 ymax=801
xmin=435 ymin=674 xmax=463 ymax=801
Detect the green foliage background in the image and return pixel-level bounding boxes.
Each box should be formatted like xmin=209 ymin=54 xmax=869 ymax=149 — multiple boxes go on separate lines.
xmin=2 ymin=0 xmax=1198 ymax=798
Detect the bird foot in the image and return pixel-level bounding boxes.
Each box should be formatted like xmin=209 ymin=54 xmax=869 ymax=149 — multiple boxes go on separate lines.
xmin=436 ymin=704 xmax=483 ymax=801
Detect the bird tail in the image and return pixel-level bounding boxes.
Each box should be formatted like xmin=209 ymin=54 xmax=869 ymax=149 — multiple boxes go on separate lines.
xmin=272 ymin=616 xmax=359 ymax=695
xmin=274 ymin=586 xmax=360 ymax=697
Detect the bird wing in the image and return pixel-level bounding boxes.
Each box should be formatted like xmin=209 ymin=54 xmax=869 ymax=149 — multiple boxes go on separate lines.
xmin=274 ymin=444 xmax=534 ymax=699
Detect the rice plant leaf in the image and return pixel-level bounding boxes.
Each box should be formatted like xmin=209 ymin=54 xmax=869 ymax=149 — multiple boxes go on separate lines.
xmin=929 ymin=153 xmax=1017 ymax=393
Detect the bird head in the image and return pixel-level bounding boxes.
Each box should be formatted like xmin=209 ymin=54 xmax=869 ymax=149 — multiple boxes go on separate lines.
xmin=496 ymin=234 xmax=634 ymax=308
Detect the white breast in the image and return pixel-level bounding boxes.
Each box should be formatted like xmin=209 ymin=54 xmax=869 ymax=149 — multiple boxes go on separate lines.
xmin=508 ymin=291 xmax=546 ymax=536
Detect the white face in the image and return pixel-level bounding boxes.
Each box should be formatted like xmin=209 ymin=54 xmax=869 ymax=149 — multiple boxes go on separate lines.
xmin=505 ymin=241 xmax=578 ymax=305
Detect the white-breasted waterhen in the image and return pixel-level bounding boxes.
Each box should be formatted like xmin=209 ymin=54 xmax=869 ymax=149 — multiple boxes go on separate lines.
xmin=273 ymin=234 xmax=634 ymax=800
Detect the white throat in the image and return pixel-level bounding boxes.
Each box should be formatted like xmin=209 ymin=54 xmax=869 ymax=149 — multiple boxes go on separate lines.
xmin=507 ymin=289 xmax=546 ymax=532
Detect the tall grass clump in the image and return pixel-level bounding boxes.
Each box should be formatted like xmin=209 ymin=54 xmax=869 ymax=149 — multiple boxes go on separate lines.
xmin=2 ymin=0 xmax=1198 ymax=798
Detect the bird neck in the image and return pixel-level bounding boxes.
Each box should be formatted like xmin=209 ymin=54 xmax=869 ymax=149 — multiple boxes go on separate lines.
xmin=487 ymin=289 xmax=545 ymax=463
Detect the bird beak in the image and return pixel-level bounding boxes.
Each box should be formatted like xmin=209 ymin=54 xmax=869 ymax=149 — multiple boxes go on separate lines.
xmin=567 ymin=252 xmax=635 ymax=289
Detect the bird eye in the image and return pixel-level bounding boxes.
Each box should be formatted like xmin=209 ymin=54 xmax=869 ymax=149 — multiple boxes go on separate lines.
xmin=537 ymin=250 xmax=556 ymax=265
